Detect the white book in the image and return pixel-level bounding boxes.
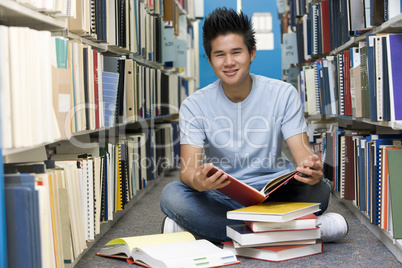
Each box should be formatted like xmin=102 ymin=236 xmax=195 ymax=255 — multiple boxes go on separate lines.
xmin=88 ymin=47 xmax=96 ymax=130
xmin=32 ymin=29 xmax=44 ymax=146
xmin=386 ymin=34 xmax=402 ymax=123
xmin=57 ymin=160 xmax=86 ymax=258
xmin=106 ymin=0 xmax=116 ymax=46
xmin=0 ymin=26 xmax=12 ymax=149
xmin=305 ymin=67 xmax=317 ymax=115
xmin=107 ymin=143 xmax=114 ymax=221
xmin=388 ymin=0 xmax=401 ymax=20
xmin=375 ymin=36 xmax=384 ymax=121
xmin=36 ymin=174 xmax=57 ymax=268
xmin=93 ymin=156 xmax=102 ymax=235
xmin=223 ymin=241 xmax=323 ymax=262
xmin=83 ymin=159 xmax=95 ymax=241
xmin=339 ymin=135 xmax=346 ymax=199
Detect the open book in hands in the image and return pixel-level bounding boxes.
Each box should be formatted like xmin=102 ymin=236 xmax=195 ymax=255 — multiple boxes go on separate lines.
xmin=96 ymin=232 xmax=240 ymax=267
xmin=207 ymin=167 xmax=306 ymax=207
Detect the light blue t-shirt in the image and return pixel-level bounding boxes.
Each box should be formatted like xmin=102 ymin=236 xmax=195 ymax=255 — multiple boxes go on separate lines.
xmin=179 ymin=74 xmax=307 ymax=191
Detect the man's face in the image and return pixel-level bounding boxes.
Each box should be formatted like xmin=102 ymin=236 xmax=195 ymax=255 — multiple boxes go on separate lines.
xmin=209 ymin=33 xmax=256 ymax=90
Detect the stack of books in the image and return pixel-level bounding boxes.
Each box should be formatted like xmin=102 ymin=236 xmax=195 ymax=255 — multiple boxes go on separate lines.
xmin=224 ymin=202 xmax=324 ymax=262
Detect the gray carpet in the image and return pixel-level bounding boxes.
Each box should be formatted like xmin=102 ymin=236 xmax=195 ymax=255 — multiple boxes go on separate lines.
xmin=75 ymin=169 xmax=402 ymax=267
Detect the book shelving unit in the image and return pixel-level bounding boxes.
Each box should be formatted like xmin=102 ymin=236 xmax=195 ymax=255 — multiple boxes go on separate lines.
xmin=281 ymin=0 xmax=402 ymax=263
xmin=0 ymin=0 xmax=201 ymax=266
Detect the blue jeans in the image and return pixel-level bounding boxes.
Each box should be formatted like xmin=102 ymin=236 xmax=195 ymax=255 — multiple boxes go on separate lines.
xmin=160 ymin=178 xmax=331 ymax=243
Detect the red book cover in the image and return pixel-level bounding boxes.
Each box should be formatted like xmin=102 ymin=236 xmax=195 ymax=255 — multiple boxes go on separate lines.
xmin=93 ymin=50 xmax=100 ymax=129
xmin=320 ymin=0 xmax=331 ymax=53
xmin=344 ymin=134 xmax=359 ymax=200
xmin=206 ymin=167 xmax=300 ymax=207
xmin=343 ymin=50 xmax=352 ymax=116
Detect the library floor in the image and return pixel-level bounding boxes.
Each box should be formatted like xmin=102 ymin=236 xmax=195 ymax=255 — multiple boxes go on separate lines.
xmin=76 ymin=169 xmax=402 ymax=267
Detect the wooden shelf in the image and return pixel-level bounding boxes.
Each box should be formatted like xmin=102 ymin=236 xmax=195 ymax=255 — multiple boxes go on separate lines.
xmin=0 ymin=0 xmax=67 ymax=31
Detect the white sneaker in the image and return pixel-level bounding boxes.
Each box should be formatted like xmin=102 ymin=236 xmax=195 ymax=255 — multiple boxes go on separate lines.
xmin=316 ymin=212 xmax=349 ymax=242
xmin=161 ymin=216 xmax=186 ymax=233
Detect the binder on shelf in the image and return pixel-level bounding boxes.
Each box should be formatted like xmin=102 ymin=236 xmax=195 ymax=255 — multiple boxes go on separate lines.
xmin=102 ymin=71 xmax=119 ymax=128
xmin=366 ymin=34 xmax=378 ymax=122
xmin=83 ymin=159 xmax=95 ymax=241
xmin=343 ymin=50 xmax=352 ymax=116
xmin=375 ymin=36 xmax=384 ymax=121
xmin=387 ymin=149 xmax=402 ymax=238
xmin=386 ymin=34 xmax=402 ymax=122
xmin=381 ymin=146 xmax=401 ymax=231
xmin=355 ymin=136 xmax=367 ymax=211
xmin=320 ymin=0 xmax=331 ymax=54
xmin=381 ymin=35 xmax=391 ymax=121
xmin=359 ymin=42 xmax=371 ymax=119
xmin=4 ymin=173 xmax=41 ymax=268
xmin=0 ymin=113 xmax=6 ymax=268
xmin=125 ymin=59 xmax=136 ymax=123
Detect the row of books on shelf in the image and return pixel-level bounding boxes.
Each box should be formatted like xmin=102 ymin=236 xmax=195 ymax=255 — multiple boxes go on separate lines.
xmin=2 ymin=123 xmax=179 ymax=267
xmin=0 ymin=25 xmax=194 ymax=150
xmin=67 ymin=0 xmax=196 ymax=69
xmin=314 ymin=128 xmax=402 ymax=239
xmin=287 ymin=0 xmax=402 ymax=63
xmin=294 ymin=33 xmax=402 ymax=125
xmin=15 ymin=0 xmax=187 ymax=48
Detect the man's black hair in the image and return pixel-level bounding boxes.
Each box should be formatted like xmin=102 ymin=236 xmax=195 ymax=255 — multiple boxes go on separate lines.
xmin=202 ymin=7 xmax=256 ymax=61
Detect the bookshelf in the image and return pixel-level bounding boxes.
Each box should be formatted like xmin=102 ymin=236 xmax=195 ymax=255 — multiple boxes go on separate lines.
xmin=280 ymin=0 xmax=402 ymax=263
xmin=0 ymin=0 xmax=200 ymax=266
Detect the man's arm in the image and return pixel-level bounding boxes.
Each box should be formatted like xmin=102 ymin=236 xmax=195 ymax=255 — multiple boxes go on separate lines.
xmin=180 ymin=144 xmax=231 ymax=191
xmin=286 ymin=133 xmax=323 ymax=185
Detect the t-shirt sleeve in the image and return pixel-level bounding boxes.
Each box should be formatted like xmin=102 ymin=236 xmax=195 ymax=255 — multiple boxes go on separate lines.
xmin=179 ymin=99 xmax=206 ymax=147
xmin=281 ymin=85 xmax=308 ymax=140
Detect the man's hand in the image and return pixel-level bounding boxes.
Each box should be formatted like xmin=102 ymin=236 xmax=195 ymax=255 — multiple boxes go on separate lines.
xmin=294 ymin=154 xmax=323 ymax=185
xmin=192 ymin=163 xmax=231 ymax=192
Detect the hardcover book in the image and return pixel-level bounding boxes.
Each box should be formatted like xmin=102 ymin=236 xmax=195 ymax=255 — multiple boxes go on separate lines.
xmin=222 ymin=241 xmax=323 ymax=262
xmin=386 ymin=149 xmax=402 ymax=239
xmin=207 ymin=167 xmax=304 ymax=207
xmin=226 ymin=224 xmax=321 ymax=246
xmin=245 ymin=213 xmax=317 ymax=232
xmin=227 ymin=202 xmax=320 ymax=222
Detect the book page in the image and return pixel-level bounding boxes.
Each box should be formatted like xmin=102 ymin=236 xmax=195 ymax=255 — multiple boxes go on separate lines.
xmin=132 ymin=239 xmax=238 ymax=267
xmin=105 ymin=232 xmax=195 ymax=253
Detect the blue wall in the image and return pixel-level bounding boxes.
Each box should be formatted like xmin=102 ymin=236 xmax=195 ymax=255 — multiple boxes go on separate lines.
xmin=198 ymin=0 xmax=282 ymax=89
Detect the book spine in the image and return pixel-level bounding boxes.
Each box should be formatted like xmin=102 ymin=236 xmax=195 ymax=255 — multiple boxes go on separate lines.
xmin=338 ymin=53 xmax=345 ymax=115
xmin=375 ymin=145 xmax=382 ymax=226
xmin=343 ymin=50 xmax=352 ymax=116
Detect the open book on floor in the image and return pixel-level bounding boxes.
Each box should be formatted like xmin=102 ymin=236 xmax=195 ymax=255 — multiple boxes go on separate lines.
xmin=96 ymin=232 xmax=240 ymax=267
xmin=207 ymin=167 xmax=306 ymax=206
xmin=222 ymin=241 xmax=323 ymax=262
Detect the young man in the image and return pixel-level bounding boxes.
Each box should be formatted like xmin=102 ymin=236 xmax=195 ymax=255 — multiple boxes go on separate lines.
xmin=160 ymin=7 xmax=348 ymax=243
